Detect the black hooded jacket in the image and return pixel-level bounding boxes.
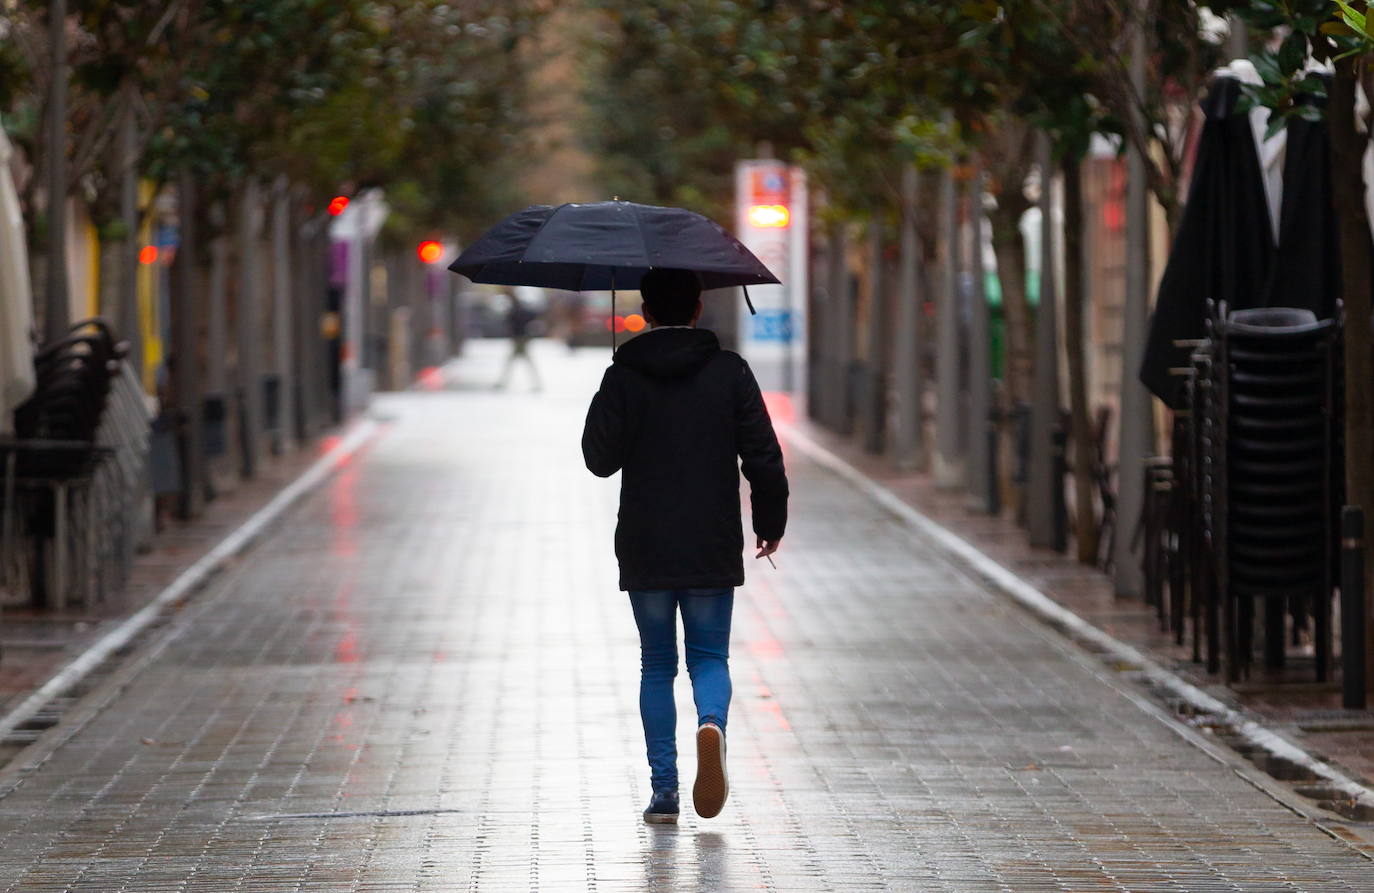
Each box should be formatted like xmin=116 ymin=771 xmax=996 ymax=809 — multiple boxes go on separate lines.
xmin=581 ymin=327 xmax=788 ymax=591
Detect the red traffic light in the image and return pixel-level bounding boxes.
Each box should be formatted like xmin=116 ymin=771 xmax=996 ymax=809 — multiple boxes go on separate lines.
xmin=327 ymin=195 xmax=350 ymax=216
xmin=417 ymin=240 xmax=444 ymax=264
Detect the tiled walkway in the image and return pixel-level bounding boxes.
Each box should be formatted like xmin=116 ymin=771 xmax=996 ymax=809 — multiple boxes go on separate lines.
xmin=0 ymin=341 xmax=1369 ymax=890
xmin=789 ymin=414 xmax=1374 ymax=791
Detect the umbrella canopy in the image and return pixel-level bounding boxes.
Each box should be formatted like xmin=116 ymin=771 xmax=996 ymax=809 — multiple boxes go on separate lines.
xmin=448 ymin=200 xmax=779 ymax=293
xmin=0 ymin=119 xmax=35 ymax=431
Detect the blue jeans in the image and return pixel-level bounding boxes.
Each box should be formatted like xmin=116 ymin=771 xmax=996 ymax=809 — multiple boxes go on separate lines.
xmin=628 ymin=588 xmax=734 ymax=793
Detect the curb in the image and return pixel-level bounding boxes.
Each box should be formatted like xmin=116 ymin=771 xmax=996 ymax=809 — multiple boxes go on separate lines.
xmin=0 ymin=419 xmax=381 ymax=747
xmin=778 ymin=422 xmax=1374 ymax=819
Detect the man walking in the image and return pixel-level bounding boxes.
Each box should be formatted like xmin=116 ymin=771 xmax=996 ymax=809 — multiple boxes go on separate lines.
xmin=581 ymin=268 xmax=788 ymax=824
xmin=495 ymin=291 xmax=542 ymax=390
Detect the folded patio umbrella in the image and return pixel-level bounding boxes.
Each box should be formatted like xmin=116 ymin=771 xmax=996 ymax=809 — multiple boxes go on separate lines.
xmin=1140 ymin=75 xmax=1274 ymax=408
xmin=0 ymin=121 xmax=35 ymax=431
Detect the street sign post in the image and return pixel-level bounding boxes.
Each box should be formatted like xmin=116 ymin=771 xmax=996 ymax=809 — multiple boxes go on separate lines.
xmin=735 ymin=160 xmax=807 ymax=398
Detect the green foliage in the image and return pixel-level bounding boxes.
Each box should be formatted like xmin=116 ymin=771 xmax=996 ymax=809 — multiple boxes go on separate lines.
xmin=1 ymin=0 xmax=546 ymax=243
xmin=0 ymin=27 xmax=32 ymax=116
xmin=578 ymin=0 xmax=812 ymax=223
xmin=577 ymin=0 xmax=1217 ymax=223
xmin=1217 ymin=0 xmax=1372 ymax=136
xmin=579 ymin=1 xmax=980 ymax=222
xmin=1334 ymin=0 xmax=1373 ymax=38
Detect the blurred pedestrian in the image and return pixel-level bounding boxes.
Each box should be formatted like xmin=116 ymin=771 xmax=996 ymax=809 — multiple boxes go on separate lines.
xmin=581 ymin=268 xmax=788 ymax=824
xmin=495 ymin=292 xmax=541 ymax=390
xmin=564 ymin=292 xmax=587 ymax=352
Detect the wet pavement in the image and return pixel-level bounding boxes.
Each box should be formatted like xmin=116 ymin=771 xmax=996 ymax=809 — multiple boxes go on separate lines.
xmin=0 ymin=340 xmax=1370 ymax=891
xmin=791 ymin=414 xmax=1374 ymax=794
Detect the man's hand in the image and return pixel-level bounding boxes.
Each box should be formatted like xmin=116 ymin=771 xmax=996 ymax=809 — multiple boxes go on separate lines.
xmin=755 ymin=536 xmax=781 ymax=559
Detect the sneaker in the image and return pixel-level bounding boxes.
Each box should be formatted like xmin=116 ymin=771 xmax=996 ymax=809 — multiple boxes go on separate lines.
xmin=643 ymin=789 xmax=679 ymax=824
xmin=693 ymin=722 xmax=728 ymax=818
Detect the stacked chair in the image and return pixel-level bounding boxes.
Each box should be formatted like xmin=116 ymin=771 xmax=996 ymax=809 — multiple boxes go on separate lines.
xmin=1 ymin=320 xmax=126 ymax=609
xmin=1146 ymin=305 xmax=1343 ymax=684
xmin=1212 ymin=306 xmax=1342 ymax=682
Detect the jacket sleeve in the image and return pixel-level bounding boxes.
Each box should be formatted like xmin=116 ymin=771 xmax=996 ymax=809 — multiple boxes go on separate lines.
xmin=735 ymin=362 xmax=788 ymax=540
xmin=582 ymin=367 xmax=626 ymax=478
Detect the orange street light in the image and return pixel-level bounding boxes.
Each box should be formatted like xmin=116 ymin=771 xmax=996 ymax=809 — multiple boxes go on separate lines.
xmin=747 ymin=204 xmax=789 ymax=228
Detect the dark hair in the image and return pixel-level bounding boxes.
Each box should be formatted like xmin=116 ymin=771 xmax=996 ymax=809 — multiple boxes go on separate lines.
xmin=639 ymin=268 xmax=702 ymax=326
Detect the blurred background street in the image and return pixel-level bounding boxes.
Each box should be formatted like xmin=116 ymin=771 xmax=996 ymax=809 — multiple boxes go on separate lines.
xmin=4 ymin=1 xmax=1374 ymax=887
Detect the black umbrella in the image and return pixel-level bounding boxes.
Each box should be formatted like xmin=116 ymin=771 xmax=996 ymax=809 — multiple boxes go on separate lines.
xmin=1140 ymin=75 xmax=1341 ymax=409
xmin=1140 ymin=75 xmax=1274 ymax=408
xmin=448 ymin=200 xmax=779 ymax=311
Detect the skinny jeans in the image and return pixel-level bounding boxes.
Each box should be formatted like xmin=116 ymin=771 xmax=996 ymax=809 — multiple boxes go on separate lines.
xmin=627 ymin=588 xmax=733 ymax=793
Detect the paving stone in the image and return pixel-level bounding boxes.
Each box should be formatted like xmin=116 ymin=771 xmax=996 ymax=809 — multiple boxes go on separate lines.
xmin=0 ymin=342 xmax=1369 ymax=890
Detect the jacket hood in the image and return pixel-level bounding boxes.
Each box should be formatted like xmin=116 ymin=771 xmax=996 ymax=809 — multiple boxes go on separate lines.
xmin=612 ymin=327 xmax=720 ymax=378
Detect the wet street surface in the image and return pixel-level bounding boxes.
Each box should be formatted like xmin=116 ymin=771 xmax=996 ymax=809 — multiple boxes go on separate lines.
xmin=0 ymin=341 xmax=1370 ymax=891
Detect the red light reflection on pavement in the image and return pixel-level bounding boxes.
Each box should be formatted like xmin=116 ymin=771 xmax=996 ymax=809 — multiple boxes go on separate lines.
xmin=761 ymin=392 xmax=795 ymax=424
xmin=750 ymin=675 xmax=792 ymax=731
xmin=334 ymin=628 xmax=359 ymax=664
xmin=416 ymin=366 xmax=445 ymax=391
xmin=329 ymin=579 xmax=363 ymax=751
xmin=745 ymin=632 xmax=784 ymax=661
xmin=330 ymin=466 xmax=359 ymax=557
xmin=758 ymin=698 xmax=792 ymax=731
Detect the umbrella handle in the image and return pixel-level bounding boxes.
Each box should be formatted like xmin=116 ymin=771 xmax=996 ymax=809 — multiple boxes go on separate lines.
xmin=610 ymin=268 xmax=616 ymax=353
xmin=743 ymin=286 xmax=756 ymax=315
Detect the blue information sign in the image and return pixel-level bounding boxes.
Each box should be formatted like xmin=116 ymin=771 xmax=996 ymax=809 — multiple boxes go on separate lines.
xmin=750 ymin=309 xmax=794 ymax=343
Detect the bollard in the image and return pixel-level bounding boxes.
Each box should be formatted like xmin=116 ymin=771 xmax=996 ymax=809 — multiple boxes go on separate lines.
xmin=1050 ymin=423 xmax=1068 ymax=553
xmin=1341 ymin=506 xmax=1367 ymax=709
xmin=986 ymin=405 xmax=1001 ymax=517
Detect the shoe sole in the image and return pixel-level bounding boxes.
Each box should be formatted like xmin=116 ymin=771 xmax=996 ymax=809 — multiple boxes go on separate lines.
xmin=693 ymin=724 xmax=728 ymax=818
xmin=643 ymin=812 xmax=678 ymax=824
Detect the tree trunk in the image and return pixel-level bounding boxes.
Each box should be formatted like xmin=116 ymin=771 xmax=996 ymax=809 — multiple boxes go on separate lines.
xmin=860 ymin=217 xmax=886 ymax=453
xmin=1329 ymin=59 xmax=1374 ymax=694
xmin=204 ymin=227 xmax=233 ymax=495
xmin=987 ymin=192 xmax=1033 ymax=407
xmin=1114 ymin=1 xmax=1156 ymax=596
xmin=43 ymin=0 xmax=70 ymax=344
xmin=890 ymin=163 xmax=926 ymax=471
xmin=271 ymin=177 xmax=295 ymax=452
xmin=934 ymin=165 xmax=965 ymax=488
xmin=236 ymin=181 xmax=265 ymax=478
xmin=95 ymin=236 xmax=122 ymax=328
xmin=117 ymin=105 xmax=141 ymax=380
xmin=967 ymin=161 xmax=996 ymax=513
xmin=292 ymin=212 xmax=321 ymax=439
xmin=1027 ymin=134 xmax=1064 ymax=551
xmin=1062 ymin=151 xmax=1098 ymax=565
xmin=172 ymin=170 xmax=204 ymax=519
xmin=207 ymin=231 xmax=229 ymax=397
xmin=828 ymin=224 xmax=853 ymax=435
